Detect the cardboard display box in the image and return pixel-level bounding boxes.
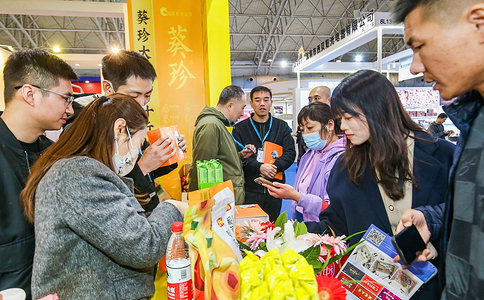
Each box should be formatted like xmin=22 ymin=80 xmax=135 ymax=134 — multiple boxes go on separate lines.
xmin=235 ymin=204 xmax=269 ymax=225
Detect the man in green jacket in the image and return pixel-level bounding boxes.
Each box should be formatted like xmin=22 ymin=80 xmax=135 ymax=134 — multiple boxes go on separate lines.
xmin=188 ymin=85 xmax=255 ymax=204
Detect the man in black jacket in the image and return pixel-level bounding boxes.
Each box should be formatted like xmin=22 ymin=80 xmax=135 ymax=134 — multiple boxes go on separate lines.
xmin=67 ymin=51 xmax=187 ymax=212
xmin=233 ymin=86 xmax=296 ymax=221
xmin=428 ymin=113 xmax=453 ymax=138
xmin=0 ymin=49 xmax=78 ymax=299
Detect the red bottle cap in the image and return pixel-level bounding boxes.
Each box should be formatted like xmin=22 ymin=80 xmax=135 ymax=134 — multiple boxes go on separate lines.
xmin=171 ymin=221 xmax=184 ymax=233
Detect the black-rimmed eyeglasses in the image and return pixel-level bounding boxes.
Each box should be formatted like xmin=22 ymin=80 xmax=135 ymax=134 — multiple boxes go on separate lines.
xmin=15 ymin=84 xmax=75 ymax=107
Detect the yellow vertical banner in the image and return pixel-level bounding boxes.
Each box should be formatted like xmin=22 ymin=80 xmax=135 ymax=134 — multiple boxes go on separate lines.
xmin=152 ymin=2 xmax=207 ymax=201
xmin=126 ymin=1 xmax=231 ymax=299
xmin=127 ymin=0 xmax=161 ymax=129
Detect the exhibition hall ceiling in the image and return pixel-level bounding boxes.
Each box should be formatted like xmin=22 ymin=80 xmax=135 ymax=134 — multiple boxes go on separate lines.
xmin=0 ymin=0 xmax=404 ymax=77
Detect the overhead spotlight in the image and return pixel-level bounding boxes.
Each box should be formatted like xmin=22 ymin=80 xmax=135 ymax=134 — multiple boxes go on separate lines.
xmin=98 ymin=63 xmax=102 ymax=67
xmin=336 ymin=58 xmax=342 ymax=63
xmin=267 ymin=58 xmax=273 ymax=63
xmin=0 ymin=45 xmax=15 ymax=52
xmin=281 ymin=61 xmax=287 ymax=67
xmin=112 ymin=47 xmax=119 ymax=53
xmin=355 ymin=55 xmax=362 ymax=62
xmin=75 ymin=63 xmax=80 ymax=66
xmin=53 ymin=46 xmax=60 ymax=53
xmin=85 ymin=81 xmax=90 ymax=83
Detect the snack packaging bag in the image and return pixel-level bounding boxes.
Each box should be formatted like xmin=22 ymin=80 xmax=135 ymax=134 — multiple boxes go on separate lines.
xmin=147 ymin=125 xmax=185 ymax=167
xmin=196 ymin=161 xmax=208 ymax=188
xmin=212 ymin=160 xmax=223 ymax=183
xmin=183 ymin=181 xmax=241 ymax=300
xmin=196 ymin=159 xmax=223 ymax=190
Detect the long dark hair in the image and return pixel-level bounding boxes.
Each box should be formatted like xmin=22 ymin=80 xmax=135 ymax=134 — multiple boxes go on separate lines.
xmin=331 ymin=70 xmax=426 ymax=200
xmin=21 ymin=94 xmax=148 ymax=223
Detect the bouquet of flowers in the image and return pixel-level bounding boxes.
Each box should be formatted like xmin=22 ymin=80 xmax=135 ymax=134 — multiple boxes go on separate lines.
xmin=237 ymin=212 xmax=364 ymax=300
xmin=238 ymin=212 xmax=362 ymax=275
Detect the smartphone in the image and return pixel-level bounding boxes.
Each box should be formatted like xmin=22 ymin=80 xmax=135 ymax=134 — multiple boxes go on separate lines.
xmin=254 ymin=177 xmax=274 ymax=186
xmin=391 ymin=225 xmax=427 ymax=265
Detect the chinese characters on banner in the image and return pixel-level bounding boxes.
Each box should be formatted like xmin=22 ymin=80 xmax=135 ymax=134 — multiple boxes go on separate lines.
xmin=167 ymin=25 xmax=195 ymax=90
xmin=294 ymin=11 xmax=402 ymax=68
xmin=127 ymin=1 xmax=159 ymax=130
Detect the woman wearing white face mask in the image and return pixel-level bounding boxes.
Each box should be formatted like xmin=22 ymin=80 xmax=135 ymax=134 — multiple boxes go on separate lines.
xmin=21 ymin=94 xmax=187 ymax=300
xmin=265 ymin=102 xmax=346 ymax=222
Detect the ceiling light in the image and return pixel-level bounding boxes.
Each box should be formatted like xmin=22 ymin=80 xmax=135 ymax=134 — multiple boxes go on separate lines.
xmin=355 ymin=55 xmax=362 ymax=62
xmin=267 ymin=58 xmax=273 ymax=63
xmin=85 ymin=81 xmax=90 ymax=83
xmin=281 ymin=61 xmax=287 ymax=67
xmin=112 ymin=47 xmax=119 ymax=53
xmin=98 ymin=64 xmax=102 ymax=67
xmin=75 ymin=63 xmax=80 ymax=66
xmin=53 ymin=46 xmax=60 ymax=53
xmin=336 ymin=59 xmax=342 ymax=63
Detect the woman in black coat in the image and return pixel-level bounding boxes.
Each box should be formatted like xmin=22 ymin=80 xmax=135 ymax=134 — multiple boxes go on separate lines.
xmin=306 ymin=70 xmax=455 ymax=300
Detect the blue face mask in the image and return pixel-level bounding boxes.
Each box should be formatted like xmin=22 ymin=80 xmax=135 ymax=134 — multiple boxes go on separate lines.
xmin=303 ymin=130 xmax=328 ymax=151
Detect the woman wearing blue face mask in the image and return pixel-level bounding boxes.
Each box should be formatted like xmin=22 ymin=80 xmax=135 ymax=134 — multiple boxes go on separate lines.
xmin=21 ymin=94 xmax=187 ymax=300
xmin=265 ymin=102 xmax=345 ymax=221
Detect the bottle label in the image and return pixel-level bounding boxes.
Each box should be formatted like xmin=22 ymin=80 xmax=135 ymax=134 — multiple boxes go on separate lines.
xmin=167 ymin=263 xmax=192 ymax=300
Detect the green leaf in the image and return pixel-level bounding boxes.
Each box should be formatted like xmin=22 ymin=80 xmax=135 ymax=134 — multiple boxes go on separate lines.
xmin=238 ymin=240 xmax=251 ymax=251
xmin=295 ymin=222 xmax=308 ymax=237
xmin=344 ymin=230 xmax=366 ymax=241
xmin=274 ymin=211 xmax=288 ymax=229
xmin=300 ymin=246 xmax=324 ymax=273
xmin=259 ymin=241 xmax=267 ymax=252
xmin=308 ymin=259 xmax=323 ymax=273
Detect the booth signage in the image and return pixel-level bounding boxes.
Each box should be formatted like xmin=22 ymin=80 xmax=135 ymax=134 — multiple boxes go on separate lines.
xmin=398 ymin=56 xmax=423 ymax=81
xmin=295 ymin=12 xmax=395 ymax=68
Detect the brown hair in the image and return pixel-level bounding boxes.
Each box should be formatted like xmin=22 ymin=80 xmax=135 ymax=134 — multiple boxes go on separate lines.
xmin=21 ymin=93 xmax=148 ymax=223
xmin=331 ymin=70 xmax=428 ymax=200
xmin=3 ymin=49 xmax=78 ymax=105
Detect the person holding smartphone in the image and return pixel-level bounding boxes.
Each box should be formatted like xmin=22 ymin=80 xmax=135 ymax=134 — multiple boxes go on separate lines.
xmin=304 ymin=70 xmax=455 ymax=300
xmin=264 ymin=102 xmax=345 ymax=222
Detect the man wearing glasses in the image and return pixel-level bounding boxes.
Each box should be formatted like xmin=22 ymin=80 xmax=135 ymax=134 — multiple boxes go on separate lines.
xmin=0 ymin=49 xmax=77 ymax=299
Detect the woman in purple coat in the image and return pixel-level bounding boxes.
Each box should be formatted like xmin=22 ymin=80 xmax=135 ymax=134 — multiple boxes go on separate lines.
xmin=265 ymin=102 xmax=345 ymax=221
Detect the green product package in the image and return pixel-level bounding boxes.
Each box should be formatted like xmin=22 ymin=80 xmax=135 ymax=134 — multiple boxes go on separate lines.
xmin=211 ymin=160 xmax=224 ymax=183
xmin=197 ymin=160 xmax=208 ymax=188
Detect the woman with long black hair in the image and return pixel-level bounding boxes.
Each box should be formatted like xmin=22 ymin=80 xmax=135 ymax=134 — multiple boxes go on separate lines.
xmin=305 ymin=70 xmax=455 ymax=300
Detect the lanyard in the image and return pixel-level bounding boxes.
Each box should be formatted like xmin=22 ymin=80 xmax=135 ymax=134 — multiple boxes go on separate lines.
xmin=250 ymin=116 xmax=273 ymax=143
xmin=224 ymin=117 xmax=245 ymax=150
xmin=231 ymin=134 xmax=246 ymax=150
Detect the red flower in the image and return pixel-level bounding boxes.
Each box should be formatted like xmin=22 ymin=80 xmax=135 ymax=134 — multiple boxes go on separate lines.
xmin=260 ymin=221 xmax=274 ymax=232
xmin=316 ymin=275 xmax=347 ymax=300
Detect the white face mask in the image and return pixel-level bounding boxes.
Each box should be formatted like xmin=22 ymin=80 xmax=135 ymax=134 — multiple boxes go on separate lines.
xmin=112 ymin=126 xmax=139 ymax=176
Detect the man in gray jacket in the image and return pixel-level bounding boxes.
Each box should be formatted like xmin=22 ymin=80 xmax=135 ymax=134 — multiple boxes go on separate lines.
xmin=0 ymin=49 xmax=77 ymax=299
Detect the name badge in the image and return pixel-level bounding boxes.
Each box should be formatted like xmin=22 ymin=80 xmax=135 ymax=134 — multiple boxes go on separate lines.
xmin=257 ymin=148 xmax=264 ymax=163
